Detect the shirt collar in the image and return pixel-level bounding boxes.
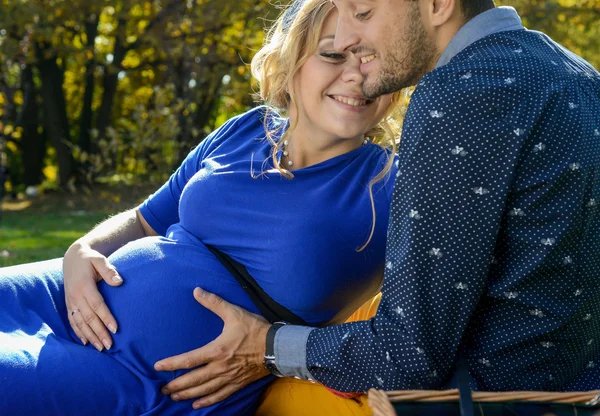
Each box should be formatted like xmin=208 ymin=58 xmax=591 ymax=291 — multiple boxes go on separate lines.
xmin=435 ymin=6 xmax=525 ymax=69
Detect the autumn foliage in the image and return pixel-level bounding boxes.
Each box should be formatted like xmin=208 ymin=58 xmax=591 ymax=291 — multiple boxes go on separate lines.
xmin=0 ymin=0 xmax=598 ymax=192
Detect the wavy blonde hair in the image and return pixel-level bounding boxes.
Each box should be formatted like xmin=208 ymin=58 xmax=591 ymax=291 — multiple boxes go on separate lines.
xmin=251 ymin=0 xmax=402 ymax=251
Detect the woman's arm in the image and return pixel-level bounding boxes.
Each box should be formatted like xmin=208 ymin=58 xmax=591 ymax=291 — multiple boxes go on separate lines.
xmin=63 ymin=208 xmax=157 ymax=352
xmin=69 ymin=208 xmax=158 ymax=257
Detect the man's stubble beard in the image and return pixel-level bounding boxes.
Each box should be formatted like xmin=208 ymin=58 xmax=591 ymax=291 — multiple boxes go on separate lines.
xmin=363 ymin=5 xmax=437 ymax=99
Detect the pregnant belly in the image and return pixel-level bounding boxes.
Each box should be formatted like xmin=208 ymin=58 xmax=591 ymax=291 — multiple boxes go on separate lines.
xmin=98 ymin=236 xmax=258 ymax=379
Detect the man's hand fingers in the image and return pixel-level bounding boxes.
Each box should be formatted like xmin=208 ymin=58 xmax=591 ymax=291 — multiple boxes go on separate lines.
xmin=192 ymin=287 xmax=236 ymax=320
xmin=161 ymin=365 xmax=215 ymax=395
xmin=155 ymin=344 xmax=217 ymax=372
xmin=191 ymin=384 xmax=243 ymax=409
xmin=91 ymin=257 xmax=123 ymax=286
xmin=163 ymin=370 xmax=232 ymax=402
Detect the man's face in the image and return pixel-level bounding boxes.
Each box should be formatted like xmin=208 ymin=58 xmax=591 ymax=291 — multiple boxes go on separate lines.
xmin=331 ymin=0 xmax=437 ymax=98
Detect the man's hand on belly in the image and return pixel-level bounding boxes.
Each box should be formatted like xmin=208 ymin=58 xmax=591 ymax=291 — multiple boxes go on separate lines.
xmin=154 ymin=287 xmax=271 ymax=409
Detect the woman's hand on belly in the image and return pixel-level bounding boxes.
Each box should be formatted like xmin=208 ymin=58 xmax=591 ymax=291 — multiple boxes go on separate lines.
xmin=64 ymin=241 xmax=123 ymax=352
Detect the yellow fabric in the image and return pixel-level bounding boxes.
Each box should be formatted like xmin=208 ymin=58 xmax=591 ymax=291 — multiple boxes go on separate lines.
xmin=255 ymin=294 xmax=382 ymax=416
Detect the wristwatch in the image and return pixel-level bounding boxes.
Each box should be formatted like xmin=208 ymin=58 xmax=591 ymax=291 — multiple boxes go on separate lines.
xmin=264 ymin=322 xmax=287 ymax=377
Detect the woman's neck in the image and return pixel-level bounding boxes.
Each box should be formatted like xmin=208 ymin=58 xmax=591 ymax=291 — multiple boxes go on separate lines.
xmin=282 ymin=120 xmax=366 ymax=170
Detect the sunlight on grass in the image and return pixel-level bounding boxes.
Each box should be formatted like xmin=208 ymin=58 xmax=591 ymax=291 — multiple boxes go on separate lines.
xmin=0 ymin=212 xmax=107 ymax=267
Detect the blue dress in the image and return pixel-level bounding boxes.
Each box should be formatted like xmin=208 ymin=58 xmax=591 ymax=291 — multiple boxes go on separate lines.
xmin=0 ymin=107 xmax=398 ymax=415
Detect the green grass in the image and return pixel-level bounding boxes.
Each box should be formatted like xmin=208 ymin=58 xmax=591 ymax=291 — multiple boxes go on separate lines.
xmin=0 ymin=211 xmax=108 ymax=267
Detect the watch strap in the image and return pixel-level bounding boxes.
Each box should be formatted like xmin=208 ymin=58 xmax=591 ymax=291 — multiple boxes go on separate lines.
xmin=264 ymin=322 xmax=286 ymax=377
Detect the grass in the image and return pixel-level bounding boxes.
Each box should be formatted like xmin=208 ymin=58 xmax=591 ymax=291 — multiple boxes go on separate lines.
xmin=0 ymin=183 xmax=158 ymax=267
xmin=0 ymin=211 xmax=108 ymax=267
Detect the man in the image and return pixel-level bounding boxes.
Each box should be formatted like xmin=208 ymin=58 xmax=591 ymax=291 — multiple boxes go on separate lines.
xmin=155 ymin=0 xmax=600 ymax=410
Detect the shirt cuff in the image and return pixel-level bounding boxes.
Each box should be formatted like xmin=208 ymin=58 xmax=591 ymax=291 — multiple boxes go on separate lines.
xmin=274 ymin=325 xmax=317 ymax=380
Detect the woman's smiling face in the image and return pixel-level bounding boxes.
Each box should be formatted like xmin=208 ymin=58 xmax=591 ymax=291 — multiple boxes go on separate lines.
xmin=289 ymin=8 xmax=393 ymax=146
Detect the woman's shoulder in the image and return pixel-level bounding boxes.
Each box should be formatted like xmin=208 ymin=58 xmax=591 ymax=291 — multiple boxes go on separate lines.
xmin=191 ymin=105 xmax=281 ymax=158
xmin=364 ymin=143 xmax=399 ymax=169
xmin=230 ymin=105 xmax=284 ymax=128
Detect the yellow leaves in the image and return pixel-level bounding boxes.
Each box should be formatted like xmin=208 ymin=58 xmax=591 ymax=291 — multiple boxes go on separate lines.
xmin=6 ymin=140 xmax=17 ymax=153
xmin=135 ymin=86 xmax=154 ymax=100
xmin=11 ymin=127 xmax=23 ymax=140
xmin=141 ymin=69 xmax=155 ymax=80
xmin=13 ymin=91 xmax=23 ymax=106
xmin=43 ymin=165 xmax=58 ymax=183
xmin=131 ymin=4 xmax=144 ymax=17
xmin=122 ymin=51 xmax=141 ymax=68
xmin=137 ymin=20 xmax=149 ymax=33
xmin=232 ymin=19 xmax=245 ymax=32
xmin=557 ymin=0 xmax=577 ymax=7
xmin=0 ymin=123 xmax=23 ymax=141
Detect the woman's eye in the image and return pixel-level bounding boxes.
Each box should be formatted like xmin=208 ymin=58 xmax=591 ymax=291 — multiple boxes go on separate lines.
xmin=320 ymin=52 xmax=347 ymax=61
xmin=356 ymin=10 xmax=371 ymax=20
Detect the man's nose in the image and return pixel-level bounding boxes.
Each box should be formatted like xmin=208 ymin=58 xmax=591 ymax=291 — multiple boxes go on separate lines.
xmin=333 ymin=12 xmax=361 ymax=52
xmin=340 ymin=56 xmax=364 ymax=84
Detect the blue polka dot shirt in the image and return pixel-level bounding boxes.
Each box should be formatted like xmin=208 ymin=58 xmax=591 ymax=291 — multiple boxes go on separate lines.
xmin=275 ymin=7 xmax=600 ymax=392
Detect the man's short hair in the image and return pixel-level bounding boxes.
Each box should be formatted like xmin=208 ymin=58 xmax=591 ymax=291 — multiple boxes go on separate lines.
xmin=460 ymin=0 xmax=496 ymax=20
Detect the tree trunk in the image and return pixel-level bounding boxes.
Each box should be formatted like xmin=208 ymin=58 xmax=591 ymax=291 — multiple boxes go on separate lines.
xmin=95 ymin=19 xmax=127 ymax=153
xmin=36 ymin=42 xmax=74 ymax=187
xmin=18 ymin=65 xmax=46 ymax=187
xmin=79 ymin=15 xmax=99 ymax=158
xmin=96 ymin=0 xmax=186 ymax=159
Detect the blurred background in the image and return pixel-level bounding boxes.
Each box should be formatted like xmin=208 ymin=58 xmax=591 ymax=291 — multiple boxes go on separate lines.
xmin=0 ymin=0 xmax=599 ymax=266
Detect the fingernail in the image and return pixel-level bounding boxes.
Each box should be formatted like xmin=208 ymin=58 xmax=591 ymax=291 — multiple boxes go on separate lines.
xmin=102 ymin=339 xmax=112 ymax=350
xmin=155 ymin=363 xmax=164 ymax=371
xmin=112 ymin=275 xmax=123 ymax=283
xmin=108 ymin=324 xmax=117 ymax=334
xmin=161 ymin=388 xmax=170 ymax=395
xmin=80 ymin=338 xmax=87 ymax=345
xmin=172 ymin=394 xmax=180 ymax=402
xmin=196 ymin=288 xmax=206 ymax=298
xmin=94 ymin=342 xmax=104 ymax=352
xmin=193 ymin=402 xmax=202 ymax=409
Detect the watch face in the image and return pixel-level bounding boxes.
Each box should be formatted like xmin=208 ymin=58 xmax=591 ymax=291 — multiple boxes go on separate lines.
xmin=264 ymin=358 xmax=283 ymax=377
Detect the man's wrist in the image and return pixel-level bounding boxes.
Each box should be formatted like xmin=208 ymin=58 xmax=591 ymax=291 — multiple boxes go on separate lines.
xmin=273 ymin=325 xmax=316 ymax=379
xmin=263 ymin=322 xmax=287 ymax=377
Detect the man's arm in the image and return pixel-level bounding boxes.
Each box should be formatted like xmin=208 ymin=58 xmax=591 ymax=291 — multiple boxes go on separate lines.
xmin=281 ymin=72 xmax=533 ymax=391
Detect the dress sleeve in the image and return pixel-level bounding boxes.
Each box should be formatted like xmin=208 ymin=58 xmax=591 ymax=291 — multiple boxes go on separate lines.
xmin=138 ymin=110 xmax=255 ymax=236
xmin=297 ymin=71 xmax=536 ymax=392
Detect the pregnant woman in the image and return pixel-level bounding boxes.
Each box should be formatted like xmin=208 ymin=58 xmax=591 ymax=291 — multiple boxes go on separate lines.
xmin=0 ymin=0 xmax=400 ymax=414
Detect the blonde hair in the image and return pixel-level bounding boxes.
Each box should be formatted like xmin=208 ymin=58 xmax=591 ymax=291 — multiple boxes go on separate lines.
xmin=251 ymin=0 xmax=402 ymax=251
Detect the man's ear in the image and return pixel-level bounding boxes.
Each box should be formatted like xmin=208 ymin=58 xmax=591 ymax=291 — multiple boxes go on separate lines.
xmin=426 ymin=0 xmax=460 ymax=28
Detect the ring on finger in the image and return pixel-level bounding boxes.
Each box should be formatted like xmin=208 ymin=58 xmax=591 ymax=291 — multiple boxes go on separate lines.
xmin=71 ymin=308 xmax=81 ymax=316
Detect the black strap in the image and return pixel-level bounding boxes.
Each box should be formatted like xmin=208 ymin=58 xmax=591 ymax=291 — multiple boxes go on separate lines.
xmin=206 ymin=245 xmax=309 ymax=326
